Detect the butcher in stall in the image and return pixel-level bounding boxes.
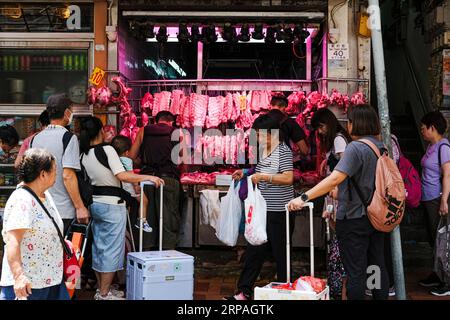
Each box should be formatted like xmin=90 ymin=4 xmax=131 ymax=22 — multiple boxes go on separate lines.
xmin=267 ymin=94 xmax=309 ymax=158
xmin=129 ymin=111 xmax=183 ymax=250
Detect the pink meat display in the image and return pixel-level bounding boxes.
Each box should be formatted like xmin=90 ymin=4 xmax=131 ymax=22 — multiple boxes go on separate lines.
xmin=153 ymin=91 xmax=172 ymax=117
xmin=206 ymin=96 xmax=224 ymax=128
xmin=96 ymin=86 xmax=112 ymax=106
xmin=223 ymin=93 xmax=233 ymax=122
xmin=88 ymin=87 xmax=97 ymax=105
xmin=141 ymin=111 xmax=149 ymax=127
xmin=170 ymin=90 xmax=184 ymax=115
xmin=286 ymin=91 xmax=306 ymax=114
xmin=141 ymin=92 xmax=153 ymax=114
xmin=191 ymin=93 xmax=209 ymax=127
xmin=350 ymin=91 xmax=366 ymax=106
xmin=111 ymin=76 xmax=132 ymax=118
xmin=231 ymin=93 xmax=242 ymax=121
xmin=179 ymin=96 xmax=191 ymax=128
xmin=236 ymin=105 xmax=253 ymax=129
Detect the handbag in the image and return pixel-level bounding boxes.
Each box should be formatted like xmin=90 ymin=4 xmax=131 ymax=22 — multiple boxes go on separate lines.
xmin=20 ymin=185 xmax=79 ymax=283
xmin=434 ymin=216 xmax=450 ymax=283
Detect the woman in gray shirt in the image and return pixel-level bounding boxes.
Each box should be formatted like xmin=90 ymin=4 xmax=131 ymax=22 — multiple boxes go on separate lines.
xmin=288 ymin=104 xmax=390 ymax=300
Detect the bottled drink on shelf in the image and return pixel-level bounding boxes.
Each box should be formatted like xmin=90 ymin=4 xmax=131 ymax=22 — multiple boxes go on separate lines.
xmin=67 ymin=55 xmax=73 ymax=71
xmin=63 ymin=55 xmax=67 ymax=70
xmin=2 ymin=56 xmax=7 ymax=71
xmin=74 ymin=54 xmax=79 ymax=71
xmin=25 ymin=55 xmax=30 ymax=70
xmin=80 ymin=54 xmax=85 ymax=71
xmin=20 ymin=56 xmax=25 ymax=71
xmin=14 ymin=56 xmax=19 ymax=71
xmin=55 ymin=56 xmax=61 ymax=70
xmin=0 ymin=56 xmax=2 ymax=71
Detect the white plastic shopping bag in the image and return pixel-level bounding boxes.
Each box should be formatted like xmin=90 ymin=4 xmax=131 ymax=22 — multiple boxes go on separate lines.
xmin=244 ymin=176 xmax=268 ymax=245
xmin=216 ymin=182 xmax=242 ymax=246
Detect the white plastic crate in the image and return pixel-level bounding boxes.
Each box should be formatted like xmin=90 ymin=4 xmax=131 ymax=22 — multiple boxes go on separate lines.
xmin=127 ymin=250 xmax=194 ymax=300
xmin=127 ymin=181 xmax=195 ymax=300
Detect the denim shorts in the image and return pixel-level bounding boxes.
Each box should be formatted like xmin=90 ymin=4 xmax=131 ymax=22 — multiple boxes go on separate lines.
xmin=0 ymin=282 xmax=70 ymax=300
xmin=90 ymin=201 xmax=127 ymax=273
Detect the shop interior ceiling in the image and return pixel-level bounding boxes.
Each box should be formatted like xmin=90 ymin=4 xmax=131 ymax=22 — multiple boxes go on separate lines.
xmin=119 ymin=0 xmax=328 ymax=14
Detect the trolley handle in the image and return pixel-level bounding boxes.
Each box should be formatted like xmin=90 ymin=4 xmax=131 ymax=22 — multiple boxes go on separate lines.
xmin=285 ymin=202 xmax=314 ymax=286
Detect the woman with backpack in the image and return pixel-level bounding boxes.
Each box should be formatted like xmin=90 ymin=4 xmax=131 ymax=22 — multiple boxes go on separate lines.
xmin=311 ymin=108 xmax=351 ymax=300
xmin=417 ymin=111 xmax=450 ymax=296
xmin=288 ymin=104 xmax=390 ymax=300
xmin=79 ymin=116 xmax=163 ymax=300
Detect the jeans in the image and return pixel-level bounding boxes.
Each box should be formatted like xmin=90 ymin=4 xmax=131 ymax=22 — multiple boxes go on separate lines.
xmin=336 ymin=215 xmax=389 ymax=300
xmin=0 ymin=282 xmax=70 ymax=300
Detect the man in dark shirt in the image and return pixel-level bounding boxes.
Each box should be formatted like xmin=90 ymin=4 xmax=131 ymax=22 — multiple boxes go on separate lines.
xmin=130 ymin=111 xmax=182 ymax=249
xmin=267 ymin=95 xmax=309 ymax=157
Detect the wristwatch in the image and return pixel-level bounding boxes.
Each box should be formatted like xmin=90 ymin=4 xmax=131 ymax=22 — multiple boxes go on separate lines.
xmin=300 ymin=193 xmax=309 ymax=202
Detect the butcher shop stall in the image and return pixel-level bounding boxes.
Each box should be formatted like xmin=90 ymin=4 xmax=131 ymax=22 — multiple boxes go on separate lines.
xmin=92 ymin=6 xmax=371 ymax=250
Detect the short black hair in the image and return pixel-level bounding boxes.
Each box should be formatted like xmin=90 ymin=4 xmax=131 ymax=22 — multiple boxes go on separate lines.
xmin=38 ymin=110 xmax=50 ymax=127
xmin=111 ymin=135 xmax=132 ymax=156
xmin=270 ymin=95 xmax=288 ymax=109
xmin=252 ymin=112 xmax=284 ymax=142
xmin=155 ymin=111 xmax=175 ymax=123
xmin=0 ymin=125 xmax=19 ymax=147
xmin=421 ymin=111 xmax=448 ymax=135
xmin=46 ymin=93 xmax=73 ymax=121
xmin=347 ymin=104 xmax=381 ymax=137
xmin=18 ymin=148 xmax=55 ymax=183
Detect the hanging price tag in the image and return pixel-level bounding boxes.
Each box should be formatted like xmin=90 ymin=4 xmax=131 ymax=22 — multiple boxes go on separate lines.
xmin=89 ymin=67 xmax=106 ymax=86
xmin=328 ymin=43 xmax=349 ymax=61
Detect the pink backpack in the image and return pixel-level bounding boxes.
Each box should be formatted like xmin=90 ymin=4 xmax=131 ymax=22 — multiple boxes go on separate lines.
xmin=393 ymin=136 xmax=422 ymax=208
xmin=352 ymin=139 xmax=406 ymax=233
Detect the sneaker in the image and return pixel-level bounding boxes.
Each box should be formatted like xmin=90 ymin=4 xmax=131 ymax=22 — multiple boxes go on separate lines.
xmin=95 ymin=287 xmax=125 ymax=298
xmin=224 ymin=292 xmax=250 ymax=300
xmin=419 ymin=273 xmax=442 ymax=288
xmin=135 ymin=219 xmax=153 ymax=233
xmin=430 ymin=284 xmax=450 ymax=297
xmin=95 ymin=291 xmax=125 ymax=300
xmin=389 ymin=286 xmax=396 ymax=297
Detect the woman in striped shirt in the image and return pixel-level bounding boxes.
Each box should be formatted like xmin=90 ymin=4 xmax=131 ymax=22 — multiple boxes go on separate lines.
xmin=226 ymin=113 xmax=294 ymax=300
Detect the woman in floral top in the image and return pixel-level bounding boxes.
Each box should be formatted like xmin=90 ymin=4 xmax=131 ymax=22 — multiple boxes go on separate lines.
xmin=0 ymin=148 xmax=69 ymax=300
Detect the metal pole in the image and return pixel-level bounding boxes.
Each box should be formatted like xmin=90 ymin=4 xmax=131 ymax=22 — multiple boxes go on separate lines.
xmin=368 ymin=0 xmax=406 ymax=300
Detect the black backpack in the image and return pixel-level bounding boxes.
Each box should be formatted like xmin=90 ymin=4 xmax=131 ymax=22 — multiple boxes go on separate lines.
xmin=78 ymin=144 xmax=110 ymax=207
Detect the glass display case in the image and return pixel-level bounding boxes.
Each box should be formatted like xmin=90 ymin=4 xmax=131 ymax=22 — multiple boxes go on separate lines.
xmin=0 ymin=48 xmax=89 ymax=105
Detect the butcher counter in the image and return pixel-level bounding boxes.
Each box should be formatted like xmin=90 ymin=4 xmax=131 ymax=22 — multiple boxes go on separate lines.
xmin=176 ymin=182 xmax=326 ymax=249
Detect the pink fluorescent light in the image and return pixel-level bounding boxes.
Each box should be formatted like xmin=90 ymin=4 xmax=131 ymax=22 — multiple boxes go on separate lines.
xmin=147 ymin=27 xmax=316 ymax=43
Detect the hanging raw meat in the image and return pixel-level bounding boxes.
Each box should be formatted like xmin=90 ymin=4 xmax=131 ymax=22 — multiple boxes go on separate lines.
xmin=231 ymin=93 xmax=242 ymax=122
xmin=141 ymin=111 xmax=149 ymax=127
xmin=350 ymin=91 xmax=366 ymax=106
xmin=88 ymin=87 xmax=97 ymax=105
xmin=236 ymin=105 xmax=253 ymax=129
xmin=191 ymin=93 xmax=209 ymax=127
xmin=223 ymin=93 xmax=233 ymax=122
xmin=286 ymin=91 xmax=306 ymax=115
xmin=206 ymin=96 xmax=224 ymax=128
xmin=111 ymin=76 xmax=132 ymax=118
xmin=182 ymin=96 xmax=192 ymax=128
xmin=96 ymin=86 xmax=112 ymax=107
xmin=141 ymin=92 xmax=153 ymax=114
xmin=260 ymin=91 xmax=272 ymax=110
xmin=153 ymin=91 xmax=172 ymax=117
xmin=170 ymin=90 xmax=184 ymax=115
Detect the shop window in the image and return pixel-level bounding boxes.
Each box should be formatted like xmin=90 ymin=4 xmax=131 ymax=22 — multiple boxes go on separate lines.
xmin=0 ymin=49 xmax=89 ymax=105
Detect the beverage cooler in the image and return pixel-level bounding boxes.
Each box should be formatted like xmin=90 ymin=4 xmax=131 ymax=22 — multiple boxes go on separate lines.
xmin=0 ymin=40 xmax=94 ymax=219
